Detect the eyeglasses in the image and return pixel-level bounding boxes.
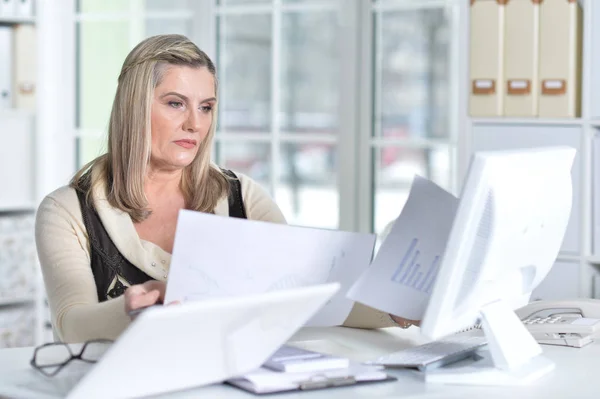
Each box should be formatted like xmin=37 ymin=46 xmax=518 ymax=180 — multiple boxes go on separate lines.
xmin=30 ymin=339 xmax=113 ymax=377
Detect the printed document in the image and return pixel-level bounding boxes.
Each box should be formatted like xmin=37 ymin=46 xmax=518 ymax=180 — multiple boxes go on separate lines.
xmin=165 ymin=210 xmax=376 ymax=327
xmin=347 ymin=176 xmax=459 ymax=321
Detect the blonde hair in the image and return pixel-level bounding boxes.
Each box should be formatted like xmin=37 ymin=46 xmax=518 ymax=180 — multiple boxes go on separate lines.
xmin=71 ymin=34 xmax=229 ymax=222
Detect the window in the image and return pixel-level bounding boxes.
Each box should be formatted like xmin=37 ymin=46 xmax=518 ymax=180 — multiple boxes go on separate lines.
xmin=370 ymin=1 xmax=456 ymax=235
xmin=73 ymin=0 xmax=460 ymax=234
xmin=75 ymin=0 xmax=196 ymax=167
xmin=214 ymin=0 xmax=340 ymax=229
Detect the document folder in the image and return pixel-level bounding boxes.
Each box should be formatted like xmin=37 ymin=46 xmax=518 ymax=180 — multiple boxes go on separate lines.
xmin=538 ymin=0 xmax=582 ymax=118
xmin=0 ymin=26 xmax=12 ymax=109
xmin=13 ymin=24 xmax=36 ymax=110
xmin=593 ymin=133 xmax=600 ymax=255
xmin=469 ymin=0 xmax=506 ymax=117
xmin=227 ymin=364 xmax=395 ymax=394
xmin=0 ymin=0 xmax=15 ymax=18
xmin=15 ymin=0 xmax=33 ymax=17
xmin=504 ymin=0 xmax=540 ymax=117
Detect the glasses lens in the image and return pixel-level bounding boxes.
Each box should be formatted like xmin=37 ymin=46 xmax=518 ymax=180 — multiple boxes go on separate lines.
xmin=35 ymin=344 xmax=71 ymax=368
xmin=81 ymin=341 xmax=112 ymax=362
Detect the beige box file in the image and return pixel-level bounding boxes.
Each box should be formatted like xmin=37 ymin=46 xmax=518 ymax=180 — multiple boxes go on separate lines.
xmin=12 ymin=25 xmax=36 ymax=110
xmin=469 ymin=0 xmax=506 ymax=117
xmin=504 ymin=0 xmax=540 ymax=117
xmin=538 ymin=0 xmax=582 ymax=118
xmin=0 ymin=26 xmax=12 ymax=109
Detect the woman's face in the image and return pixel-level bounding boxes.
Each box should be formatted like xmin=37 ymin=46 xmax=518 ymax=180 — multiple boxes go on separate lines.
xmin=149 ymin=65 xmax=216 ymax=172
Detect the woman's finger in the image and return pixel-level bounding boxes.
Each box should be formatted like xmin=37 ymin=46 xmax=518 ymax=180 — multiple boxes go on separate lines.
xmin=124 ymin=284 xmax=148 ymax=299
xmin=128 ymin=289 xmax=160 ymax=311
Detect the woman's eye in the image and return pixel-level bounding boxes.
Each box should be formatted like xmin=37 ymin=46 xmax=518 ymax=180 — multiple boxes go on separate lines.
xmin=201 ymin=105 xmax=213 ymax=113
xmin=168 ymin=101 xmax=183 ymax=108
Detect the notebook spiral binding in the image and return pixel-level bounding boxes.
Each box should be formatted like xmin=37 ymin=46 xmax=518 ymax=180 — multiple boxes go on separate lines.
xmin=456 ymin=322 xmax=482 ymax=334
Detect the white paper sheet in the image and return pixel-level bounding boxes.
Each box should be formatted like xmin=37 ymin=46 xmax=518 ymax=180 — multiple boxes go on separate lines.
xmin=347 ymin=175 xmax=459 ymax=321
xmin=165 ymin=210 xmax=376 ymax=327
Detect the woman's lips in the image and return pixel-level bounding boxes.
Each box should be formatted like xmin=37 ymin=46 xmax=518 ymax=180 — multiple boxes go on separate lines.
xmin=174 ymin=139 xmax=197 ymax=149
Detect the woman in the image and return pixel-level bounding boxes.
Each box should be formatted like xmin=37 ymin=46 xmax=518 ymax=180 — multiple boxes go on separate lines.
xmin=35 ymin=34 xmax=413 ymax=344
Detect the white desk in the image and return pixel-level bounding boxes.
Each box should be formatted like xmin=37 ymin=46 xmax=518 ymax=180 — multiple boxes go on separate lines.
xmin=0 ymin=326 xmax=599 ymax=398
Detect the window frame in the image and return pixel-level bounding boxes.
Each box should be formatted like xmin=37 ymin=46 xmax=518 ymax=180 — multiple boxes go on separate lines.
xmin=63 ymin=0 xmax=466 ymax=234
xmin=357 ymin=0 xmax=464 ymax=233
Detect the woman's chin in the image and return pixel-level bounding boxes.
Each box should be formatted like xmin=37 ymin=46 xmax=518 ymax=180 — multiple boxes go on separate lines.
xmin=171 ymin=153 xmax=198 ymax=168
xmin=150 ymin=158 xmax=195 ymax=171
xmin=173 ymin=159 xmax=195 ymax=169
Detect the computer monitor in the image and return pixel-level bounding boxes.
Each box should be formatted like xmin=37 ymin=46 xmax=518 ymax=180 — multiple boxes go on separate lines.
xmin=420 ymin=146 xmax=576 ymax=385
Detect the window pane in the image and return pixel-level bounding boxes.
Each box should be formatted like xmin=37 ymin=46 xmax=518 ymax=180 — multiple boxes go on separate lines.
xmin=78 ymin=21 xmax=130 ymax=132
xmin=276 ymin=142 xmax=338 ymax=229
xmin=145 ymin=0 xmax=190 ymax=10
xmin=219 ymin=142 xmax=271 ymax=189
xmin=217 ymin=0 xmax=271 ymax=5
xmin=282 ymin=0 xmax=337 ymax=3
xmin=77 ymin=136 xmax=106 ymax=167
xmin=373 ymin=9 xmax=450 ymax=139
xmin=373 ymin=147 xmax=450 ymax=235
xmin=217 ymin=14 xmax=272 ymax=134
xmin=77 ymin=0 xmax=128 ymax=12
xmin=145 ymin=19 xmax=192 ymax=37
xmin=281 ymin=12 xmax=338 ymax=135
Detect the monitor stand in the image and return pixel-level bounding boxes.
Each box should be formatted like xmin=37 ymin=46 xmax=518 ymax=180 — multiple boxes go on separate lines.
xmin=425 ymin=300 xmax=555 ymax=386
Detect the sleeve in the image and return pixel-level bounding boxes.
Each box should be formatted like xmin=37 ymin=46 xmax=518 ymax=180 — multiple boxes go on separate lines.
xmin=342 ymin=220 xmax=399 ymax=328
xmin=239 ymin=174 xmax=287 ymax=224
xmin=35 ymin=195 xmax=131 ymax=343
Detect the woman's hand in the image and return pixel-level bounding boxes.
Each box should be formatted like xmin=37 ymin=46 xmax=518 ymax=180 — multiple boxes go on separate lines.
xmin=124 ymin=280 xmax=166 ymax=319
xmin=390 ymin=314 xmax=420 ymax=329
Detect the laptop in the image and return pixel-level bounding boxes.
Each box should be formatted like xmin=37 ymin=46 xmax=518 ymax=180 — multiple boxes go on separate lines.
xmin=0 ymin=283 xmax=339 ymax=399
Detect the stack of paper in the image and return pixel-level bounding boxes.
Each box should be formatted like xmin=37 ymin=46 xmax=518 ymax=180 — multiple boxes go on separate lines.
xmin=348 ymin=176 xmax=458 ymax=321
xmin=165 ymin=211 xmax=376 ymax=327
xmin=166 ymin=175 xmax=458 ymax=324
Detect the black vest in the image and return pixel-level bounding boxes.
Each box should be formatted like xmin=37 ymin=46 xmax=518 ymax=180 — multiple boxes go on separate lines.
xmin=75 ymin=169 xmax=247 ymax=302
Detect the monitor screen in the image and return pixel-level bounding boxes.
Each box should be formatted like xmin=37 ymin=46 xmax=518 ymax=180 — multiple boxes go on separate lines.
xmin=421 ymin=146 xmax=575 ymax=340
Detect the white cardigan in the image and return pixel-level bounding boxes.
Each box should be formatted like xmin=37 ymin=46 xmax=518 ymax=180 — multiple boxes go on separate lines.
xmin=35 ymin=170 xmax=394 ymax=343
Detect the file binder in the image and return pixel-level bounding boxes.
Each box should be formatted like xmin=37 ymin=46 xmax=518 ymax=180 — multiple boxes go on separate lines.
xmin=227 ymin=364 xmax=396 ymax=395
xmin=0 ymin=26 xmax=12 ymax=109
xmin=538 ymin=0 xmax=582 ymax=118
xmin=593 ymin=133 xmax=600 ymax=255
xmin=12 ymin=24 xmax=36 ymax=110
xmin=15 ymin=0 xmax=32 ymax=17
xmin=469 ymin=0 xmax=506 ymax=117
xmin=0 ymin=0 xmax=15 ymax=18
xmin=504 ymin=0 xmax=540 ymax=117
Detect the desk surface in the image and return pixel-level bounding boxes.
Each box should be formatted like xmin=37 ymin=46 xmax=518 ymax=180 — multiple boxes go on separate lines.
xmin=1 ymin=326 xmax=598 ymax=399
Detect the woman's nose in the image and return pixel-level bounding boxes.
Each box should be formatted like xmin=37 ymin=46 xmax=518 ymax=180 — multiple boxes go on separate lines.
xmin=183 ymin=111 xmax=202 ymax=133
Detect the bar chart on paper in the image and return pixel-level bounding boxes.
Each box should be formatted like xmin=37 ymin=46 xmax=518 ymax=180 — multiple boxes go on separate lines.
xmin=390 ymin=238 xmax=440 ymax=294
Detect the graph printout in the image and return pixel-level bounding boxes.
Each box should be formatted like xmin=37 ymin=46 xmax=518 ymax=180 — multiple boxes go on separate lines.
xmin=165 ymin=209 xmax=376 ymax=327
xmin=347 ymin=175 xmax=459 ymax=321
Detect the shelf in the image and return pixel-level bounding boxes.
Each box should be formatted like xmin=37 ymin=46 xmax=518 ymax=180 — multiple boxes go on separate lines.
xmin=590 ymin=120 xmax=600 ymax=128
xmin=0 ymin=204 xmax=36 ymax=214
xmin=0 ymin=296 xmax=35 ymax=307
xmin=587 ymin=256 xmax=600 ymax=265
xmin=0 ymin=16 xmax=35 ymax=25
xmin=471 ymin=117 xmax=584 ymax=126
xmin=556 ymin=254 xmax=582 ymax=263
xmin=0 ymin=108 xmax=35 ymax=118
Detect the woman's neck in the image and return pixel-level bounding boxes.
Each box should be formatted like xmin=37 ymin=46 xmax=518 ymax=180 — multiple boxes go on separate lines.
xmin=144 ymin=166 xmax=183 ymax=198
